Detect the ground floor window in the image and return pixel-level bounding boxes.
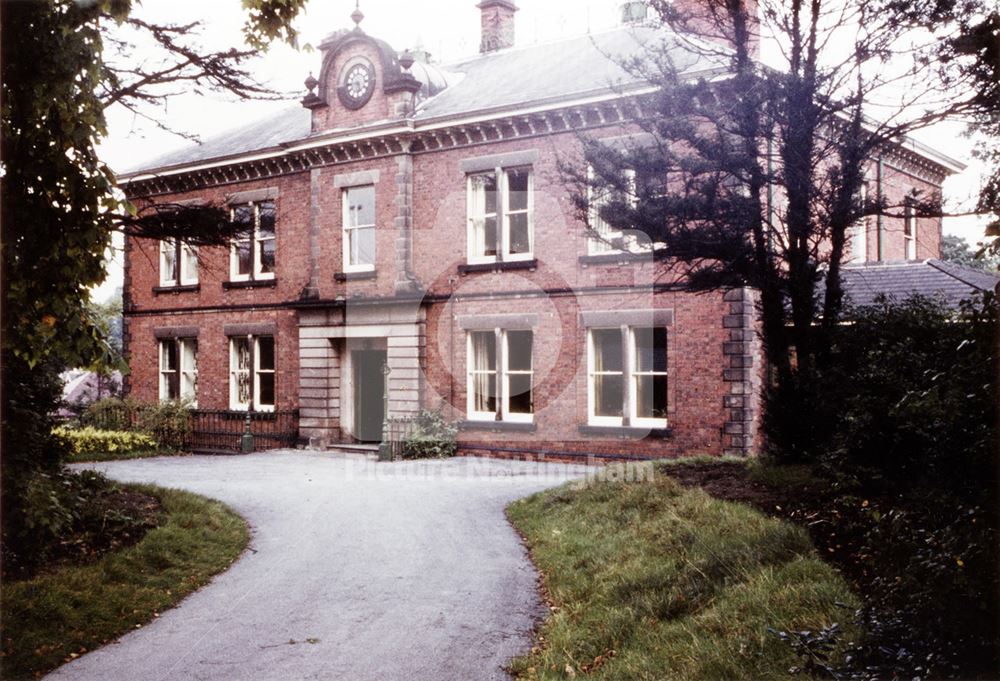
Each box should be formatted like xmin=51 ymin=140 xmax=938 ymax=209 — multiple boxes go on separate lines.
xmin=229 ymin=335 xmax=275 ymax=411
xmin=159 ymin=338 xmax=197 ymax=403
xmin=467 ymin=329 xmax=533 ymax=422
xmin=588 ymin=326 xmax=667 ymax=427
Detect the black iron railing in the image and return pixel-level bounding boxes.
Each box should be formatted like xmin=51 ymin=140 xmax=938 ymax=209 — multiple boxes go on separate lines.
xmin=380 ymin=415 xmax=417 ymax=460
xmin=187 ymin=409 xmax=300 ymax=453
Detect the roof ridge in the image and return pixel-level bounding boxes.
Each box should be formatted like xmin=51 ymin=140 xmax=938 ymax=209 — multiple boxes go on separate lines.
xmin=441 ymin=23 xmax=663 ymax=68
xmin=927 ymin=258 xmax=999 ymax=290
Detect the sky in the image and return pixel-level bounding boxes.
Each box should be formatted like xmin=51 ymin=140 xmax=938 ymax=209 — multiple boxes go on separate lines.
xmin=92 ymin=0 xmax=991 ymax=300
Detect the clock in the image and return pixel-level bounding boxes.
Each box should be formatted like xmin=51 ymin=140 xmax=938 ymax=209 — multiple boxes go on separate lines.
xmin=337 ymin=60 xmax=375 ymax=110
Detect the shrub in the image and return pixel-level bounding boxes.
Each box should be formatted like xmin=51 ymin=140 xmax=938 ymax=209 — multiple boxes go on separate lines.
xmin=133 ymin=399 xmax=190 ymax=450
xmin=54 ymin=426 xmax=158 ymax=459
xmin=82 ymin=397 xmax=191 ymax=450
xmin=765 ymin=292 xmax=999 ymax=677
xmin=82 ymin=397 xmax=133 ymax=431
xmin=0 ymin=468 xmax=158 ymax=580
xmin=401 ymin=410 xmax=458 ymax=459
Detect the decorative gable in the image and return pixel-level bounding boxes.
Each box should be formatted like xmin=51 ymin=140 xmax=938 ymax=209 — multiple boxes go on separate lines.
xmin=302 ymin=20 xmax=421 ymax=133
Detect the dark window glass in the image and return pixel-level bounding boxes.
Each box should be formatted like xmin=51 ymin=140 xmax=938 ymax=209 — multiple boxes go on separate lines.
xmin=595 ymin=374 xmax=624 ymax=417
xmin=508 ymin=213 xmax=530 ymax=254
xmin=258 ymin=202 xmax=276 ymax=238
xmin=258 ymin=374 xmax=275 ymax=407
xmin=593 ymin=328 xmax=623 ymax=373
xmin=483 ymin=216 xmax=498 ymax=256
xmin=507 ymin=331 xmax=532 ymax=371
xmin=507 ymin=168 xmax=529 ymax=211
xmin=636 ymin=374 xmax=668 ymax=419
xmin=634 ymin=327 xmax=667 ymax=373
xmin=257 ymin=337 xmax=275 ymax=371
xmin=508 ymin=374 xmax=532 ymax=414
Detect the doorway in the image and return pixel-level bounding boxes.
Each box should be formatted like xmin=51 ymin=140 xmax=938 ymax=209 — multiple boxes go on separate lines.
xmin=352 ymin=349 xmax=386 ymax=443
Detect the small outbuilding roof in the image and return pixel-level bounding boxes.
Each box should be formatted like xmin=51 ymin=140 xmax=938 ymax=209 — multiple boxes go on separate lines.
xmin=840 ymin=259 xmax=999 ymax=309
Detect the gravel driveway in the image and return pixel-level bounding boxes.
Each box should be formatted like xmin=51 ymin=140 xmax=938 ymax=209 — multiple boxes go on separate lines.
xmin=49 ymin=452 xmax=593 ymax=681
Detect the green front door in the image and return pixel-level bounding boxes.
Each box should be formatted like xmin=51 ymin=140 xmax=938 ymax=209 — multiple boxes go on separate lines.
xmin=353 ymin=349 xmax=386 ymax=443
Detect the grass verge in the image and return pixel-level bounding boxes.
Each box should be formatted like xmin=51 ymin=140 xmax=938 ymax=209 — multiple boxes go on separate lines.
xmin=506 ymin=467 xmax=858 ymax=681
xmin=1 ymin=486 xmax=249 ymax=680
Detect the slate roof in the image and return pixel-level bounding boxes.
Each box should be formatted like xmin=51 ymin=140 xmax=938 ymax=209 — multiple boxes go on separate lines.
xmin=839 ymin=260 xmax=999 ymax=309
xmin=126 ymin=26 xmax=725 ymax=176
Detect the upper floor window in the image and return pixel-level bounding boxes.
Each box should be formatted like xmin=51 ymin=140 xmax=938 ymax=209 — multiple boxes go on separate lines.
xmin=467 ymin=166 xmax=533 ymax=264
xmin=587 ymin=166 xmax=637 ymax=255
xmin=229 ymin=335 xmax=275 ymax=412
xmin=587 ymin=325 xmax=667 ymax=428
xmin=847 ymin=181 xmax=868 ymax=264
xmin=160 ymin=239 xmax=198 ymax=286
xmin=230 ymin=201 xmax=276 ymax=281
xmin=159 ymin=338 xmax=197 ymax=404
xmin=467 ymin=329 xmax=533 ymax=422
xmin=343 ymin=185 xmax=376 ymax=272
xmin=904 ymin=203 xmax=917 ymax=260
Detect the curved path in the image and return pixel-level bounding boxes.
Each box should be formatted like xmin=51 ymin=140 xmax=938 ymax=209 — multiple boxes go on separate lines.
xmin=50 ymin=452 xmax=593 ymax=681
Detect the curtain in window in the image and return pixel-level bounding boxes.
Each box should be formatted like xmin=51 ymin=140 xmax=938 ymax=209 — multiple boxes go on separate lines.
xmin=181 ymin=339 xmax=198 ymax=401
xmin=591 ymin=328 xmax=623 ymax=418
xmin=181 ymin=243 xmax=198 ymax=282
xmin=231 ymin=337 xmax=252 ymax=408
xmin=161 ymin=241 xmax=178 ymax=283
xmin=470 ymin=331 xmax=496 ymax=413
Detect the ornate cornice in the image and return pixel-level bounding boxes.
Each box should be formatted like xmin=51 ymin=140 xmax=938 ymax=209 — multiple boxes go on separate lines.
xmin=123 ymin=99 xmax=642 ymax=199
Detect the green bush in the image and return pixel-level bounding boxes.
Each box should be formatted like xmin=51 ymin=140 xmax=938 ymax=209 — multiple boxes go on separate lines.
xmin=82 ymin=397 xmax=133 ymax=431
xmin=1 ymin=469 xmax=156 ymax=580
xmin=82 ymin=397 xmax=191 ymax=450
xmin=132 ymin=400 xmax=190 ymax=450
xmin=765 ymin=292 xmax=999 ymax=677
xmin=54 ymin=426 xmax=158 ymax=459
xmin=401 ymin=410 xmax=458 ymax=459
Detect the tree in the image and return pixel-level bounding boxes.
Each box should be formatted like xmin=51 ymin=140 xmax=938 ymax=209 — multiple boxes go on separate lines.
xmin=0 ymin=0 xmax=304 ymax=570
xmin=941 ymin=233 xmax=999 ymax=271
xmin=576 ymin=0 xmax=981 ymax=457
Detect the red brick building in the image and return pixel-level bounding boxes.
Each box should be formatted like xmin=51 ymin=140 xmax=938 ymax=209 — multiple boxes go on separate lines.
xmin=121 ymin=1 xmax=965 ymax=460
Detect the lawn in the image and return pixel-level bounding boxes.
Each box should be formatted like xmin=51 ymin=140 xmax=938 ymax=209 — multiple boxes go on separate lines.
xmin=506 ymin=465 xmax=857 ymax=681
xmin=1 ymin=485 xmax=249 ymax=680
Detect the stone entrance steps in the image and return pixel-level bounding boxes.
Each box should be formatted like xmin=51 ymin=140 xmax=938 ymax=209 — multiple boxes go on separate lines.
xmin=326 ymin=442 xmax=380 ymax=460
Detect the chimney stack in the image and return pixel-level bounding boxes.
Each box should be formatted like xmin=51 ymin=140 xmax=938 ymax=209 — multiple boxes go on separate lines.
xmin=620 ymin=1 xmax=649 ymax=25
xmin=477 ymin=0 xmax=518 ymax=53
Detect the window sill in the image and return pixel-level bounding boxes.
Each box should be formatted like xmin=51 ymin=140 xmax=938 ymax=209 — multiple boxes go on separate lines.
xmin=458 ymin=259 xmax=537 ymax=275
xmin=223 ymin=279 xmax=277 ymax=290
xmin=578 ymin=424 xmax=672 ymax=438
xmin=335 ymin=270 xmax=377 ymax=282
xmin=153 ymin=284 xmax=200 ymax=295
xmin=579 ymin=252 xmax=653 ymax=265
xmin=458 ymin=419 xmax=537 ymax=433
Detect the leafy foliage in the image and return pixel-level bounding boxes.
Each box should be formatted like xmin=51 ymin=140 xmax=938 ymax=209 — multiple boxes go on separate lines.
xmin=1 ymin=485 xmax=247 ymax=679
xmin=81 ymin=397 xmax=192 ymax=450
xmin=764 ymin=293 xmax=999 ymax=678
xmin=0 ymin=469 xmax=162 ymax=582
xmin=0 ymin=0 xmax=304 ymax=574
xmin=53 ymin=426 xmax=158 ymax=460
xmin=941 ymin=233 xmax=998 ymax=271
xmin=401 ymin=410 xmax=458 ymax=459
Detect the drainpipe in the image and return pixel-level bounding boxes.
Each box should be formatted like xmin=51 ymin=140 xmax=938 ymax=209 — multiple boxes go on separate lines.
xmin=876 ymin=156 xmax=884 ymax=261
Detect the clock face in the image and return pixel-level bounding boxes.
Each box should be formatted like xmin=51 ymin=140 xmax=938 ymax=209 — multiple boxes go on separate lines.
xmin=338 ymin=61 xmax=375 ymax=109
